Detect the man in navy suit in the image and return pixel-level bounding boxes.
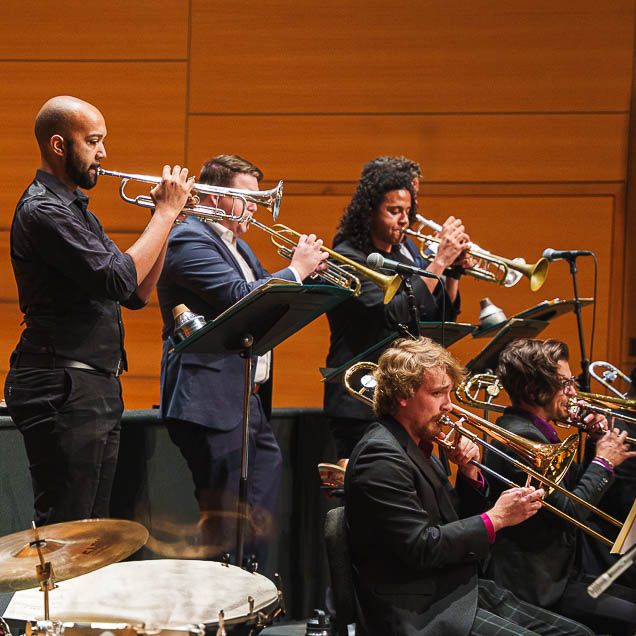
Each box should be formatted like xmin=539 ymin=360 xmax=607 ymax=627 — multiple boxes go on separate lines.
xmin=158 ymin=155 xmax=326 ymax=568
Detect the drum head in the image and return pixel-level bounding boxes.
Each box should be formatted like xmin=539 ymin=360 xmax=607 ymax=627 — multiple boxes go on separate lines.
xmin=4 ymin=560 xmax=279 ymax=628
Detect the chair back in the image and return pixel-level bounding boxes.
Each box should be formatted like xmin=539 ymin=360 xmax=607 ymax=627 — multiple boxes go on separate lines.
xmin=324 ymin=506 xmax=357 ymax=635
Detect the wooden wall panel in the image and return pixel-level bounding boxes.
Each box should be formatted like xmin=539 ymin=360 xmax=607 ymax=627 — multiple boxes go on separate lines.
xmin=0 ymin=1 xmax=632 ymax=410
xmin=187 ymin=114 xmax=628 ymax=184
xmin=190 ymin=0 xmax=633 ymax=113
xmin=0 ymin=189 xmax=620 ymax=409
xmin=0 ymin=1 xmax=188 ymax=60
xmin=0 ymin=62 xmax=188 ymax=230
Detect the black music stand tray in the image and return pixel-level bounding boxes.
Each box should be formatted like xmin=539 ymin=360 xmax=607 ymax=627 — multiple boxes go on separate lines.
xmin=473 ymin=297 xmax=594 ymax=339
xmin=467 ymin=318 xmax=549 ymax=373
xmin=320 ymin=321 xmax=476 ymax=386
xmin=174 ymin=281 xmax=351 ymax=567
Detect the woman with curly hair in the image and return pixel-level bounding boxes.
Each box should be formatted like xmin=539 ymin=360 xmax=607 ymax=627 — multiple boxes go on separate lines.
xmin=323 ymin=158 xmax=471 ymax=465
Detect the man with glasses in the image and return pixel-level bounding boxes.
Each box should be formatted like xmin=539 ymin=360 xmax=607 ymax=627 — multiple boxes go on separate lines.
xmin=483 ymin=338 xmax=636 ymax=635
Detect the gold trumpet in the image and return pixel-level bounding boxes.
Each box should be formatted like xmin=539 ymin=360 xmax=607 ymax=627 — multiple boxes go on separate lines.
xmin=250 ymin=220 xmax=403 ymax=303
xmin=404 ymin=214 xmax=549 ymax=291
xmin=97 ymin=167 xmax=283 ymax=223
xmin=344 ymin=361 xmax=622 ymax=547
xmin=456 ymin=373 xmax=636 ymax=443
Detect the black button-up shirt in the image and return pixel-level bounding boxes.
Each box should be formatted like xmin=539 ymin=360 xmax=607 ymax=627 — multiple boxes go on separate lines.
xmin=9 ymin=170 xmax=144 ymax=373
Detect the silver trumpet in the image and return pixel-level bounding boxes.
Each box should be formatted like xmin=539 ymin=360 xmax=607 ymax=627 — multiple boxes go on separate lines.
xmin=97 ymin=167 xmax=283 ymax=223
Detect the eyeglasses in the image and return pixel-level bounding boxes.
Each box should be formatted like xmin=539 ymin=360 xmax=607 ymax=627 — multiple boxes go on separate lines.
xmin=558 ymin=376 xmax=579 ymax=391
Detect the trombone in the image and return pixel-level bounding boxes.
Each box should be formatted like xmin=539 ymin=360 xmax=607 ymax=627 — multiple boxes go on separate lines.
xmin=344 ymin=361 xmax=623 ymax=547
xmin=249 ymin=219 xmax=403 ymax=303
xmin=456 ymin=373 xmax=636 ymax=443
xmin=404 ymin=214 xmax=549 ymax=292
xmin=97 ymin=167 xmax=283 ymax=223
xmin=590 ymin=360 xmax=633 ymax=399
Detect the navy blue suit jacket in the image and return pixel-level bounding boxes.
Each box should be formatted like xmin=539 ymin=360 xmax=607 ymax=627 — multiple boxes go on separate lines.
xmin=157 ymin=217 xmax=297 ymax=431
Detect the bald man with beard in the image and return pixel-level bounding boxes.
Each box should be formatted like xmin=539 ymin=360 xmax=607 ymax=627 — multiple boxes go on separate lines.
xmin=5 ymin=96 xmax=194 ymax=525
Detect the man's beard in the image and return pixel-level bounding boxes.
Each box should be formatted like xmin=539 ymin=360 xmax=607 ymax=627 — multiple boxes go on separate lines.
xmin=64 ymin=139 xmax=98 ymax=189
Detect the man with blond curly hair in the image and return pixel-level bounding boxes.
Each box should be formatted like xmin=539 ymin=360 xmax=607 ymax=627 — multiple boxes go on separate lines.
xmin=344 ymin=337 xmax=592 ymax=635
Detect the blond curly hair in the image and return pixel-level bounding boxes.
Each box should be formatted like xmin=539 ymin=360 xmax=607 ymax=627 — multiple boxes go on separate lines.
xmin=373 ymin=337 xmax=465 ymax=416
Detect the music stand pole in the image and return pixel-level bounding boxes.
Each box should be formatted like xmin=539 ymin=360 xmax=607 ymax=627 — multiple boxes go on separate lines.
xmin=236 ymin=334 xmax=254 ymax=569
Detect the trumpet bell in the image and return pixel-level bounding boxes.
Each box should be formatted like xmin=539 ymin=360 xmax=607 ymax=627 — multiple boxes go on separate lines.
xmin=527 ymin=257 xmax=549 ymax=292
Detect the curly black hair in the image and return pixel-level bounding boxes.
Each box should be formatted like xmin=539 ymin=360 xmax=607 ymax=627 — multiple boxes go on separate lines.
xmin=360 ymin=155 xmax=422 ymax=182
xmin=333 ymin=167 xmax=418 ymax=253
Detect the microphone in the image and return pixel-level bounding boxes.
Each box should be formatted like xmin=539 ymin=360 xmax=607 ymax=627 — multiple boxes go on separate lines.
xmin=587 ymin=544 xmax=636 ymax=598
xmin=367 ymin=253 xmax=439 ymax=280
xmin=542 ymin=248 xmax=594 ymax=262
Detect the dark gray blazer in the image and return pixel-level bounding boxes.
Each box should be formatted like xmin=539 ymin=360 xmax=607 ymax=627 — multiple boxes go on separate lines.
xmin=157 ymin=217 xmax=297 ymax=431
xmin=345 ymin=417 xmax=492 ymax=636
xmin=483 ymin=410 xmax=614 ymax=607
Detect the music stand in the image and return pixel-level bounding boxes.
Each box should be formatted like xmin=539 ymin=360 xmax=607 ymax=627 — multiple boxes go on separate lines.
xmin=473 ymin=297 xmax=594 ymax=339
xmin=174 ymin=280 xmax=351 ymax=566
xmin=466 ymin=318 xmax=549 ymax=374
xmin=417 ymin=321 xmax=477 ymax=347
xmin=321 ymin=322 xmax=476 ymax=386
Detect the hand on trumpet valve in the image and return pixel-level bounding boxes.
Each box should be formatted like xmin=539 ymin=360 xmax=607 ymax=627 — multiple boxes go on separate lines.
xmin=290 ymin=233 xmax=329 ymax=280
xmin=581 ymin=411 xmax=609 ymax=437
xmin=150 ymin=165 xmax=195 ymax=221
xmin=434 ymin=216 xmax=471 ymax=269
xmin=595 ymin=427 xmax=636 ymax=468
xmin=568 ymin=400 xmax=609 ymax=436
xmin=488 ymin=486 xmax=545 ymax=531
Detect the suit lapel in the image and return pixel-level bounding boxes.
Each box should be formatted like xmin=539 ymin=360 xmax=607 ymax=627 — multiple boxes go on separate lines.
xmin=382 ymin=418 xmax=459 ymax=523
xmin=204 ymin=223 xmax=249 ymax=280
xmin=236 ymin=239 xmax=263 ymax=277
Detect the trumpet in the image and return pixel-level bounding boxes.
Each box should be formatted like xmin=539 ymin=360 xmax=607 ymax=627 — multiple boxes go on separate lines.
xmin=456 ymin=373 xmax=636 ymax=442
xmin=97 ymin=167 xmax=283 ymax=223
xmin=344 ymin=362 xmax=622 ymax=547
xmin=590 ymin=360 xmax=633 ymax=399
xmin=404 ymin=214 xmax=549 ymax=291
xmin=250 ymin=219 xmax=403 ymax=303
xmin=567 ymin=398 xmax=636 ymax=443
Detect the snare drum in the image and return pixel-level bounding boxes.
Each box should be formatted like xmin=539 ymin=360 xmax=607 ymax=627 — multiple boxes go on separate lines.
xmin=41 ymin=623 xmax=204 ymax=636
xmin=6 ymin=561 xmax=282 ymax=635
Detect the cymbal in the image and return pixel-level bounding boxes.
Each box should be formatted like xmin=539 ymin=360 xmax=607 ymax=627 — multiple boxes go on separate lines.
xmin=0 ymin=519 xmax=149 ymax=592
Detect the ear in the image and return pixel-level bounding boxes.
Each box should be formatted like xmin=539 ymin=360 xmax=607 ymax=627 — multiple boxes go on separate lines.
xmin=50 ymin=134 xmax=65 ymax=158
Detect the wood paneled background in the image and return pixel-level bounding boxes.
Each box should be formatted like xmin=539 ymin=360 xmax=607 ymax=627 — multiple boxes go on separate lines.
xmin=1 ymin=0 xmax=634 ymax=408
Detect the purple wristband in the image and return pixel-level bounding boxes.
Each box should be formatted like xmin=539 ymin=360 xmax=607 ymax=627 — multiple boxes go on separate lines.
xmin=480 ymin=513 xmax=496 ymax=544
xmin=592 ymin=456 xmax=615 ymax=474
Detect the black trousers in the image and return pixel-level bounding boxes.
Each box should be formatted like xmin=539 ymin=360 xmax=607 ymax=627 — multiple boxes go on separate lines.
xmin=4 ymin=367 xmax=123 ymax=526
xmin=550 ymin=575 xmax=636 ymax=636
xmin=166 ymin=394 xmax=282 ymax=570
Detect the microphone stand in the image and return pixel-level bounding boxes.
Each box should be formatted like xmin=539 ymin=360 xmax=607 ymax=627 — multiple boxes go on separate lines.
xmin=566 ymin=255 xmax=590 ymax=463
xmin=567 ymin=256 xmax=591 ymax=392
xmin=400 ymin=276 xmax=421 ymax=339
